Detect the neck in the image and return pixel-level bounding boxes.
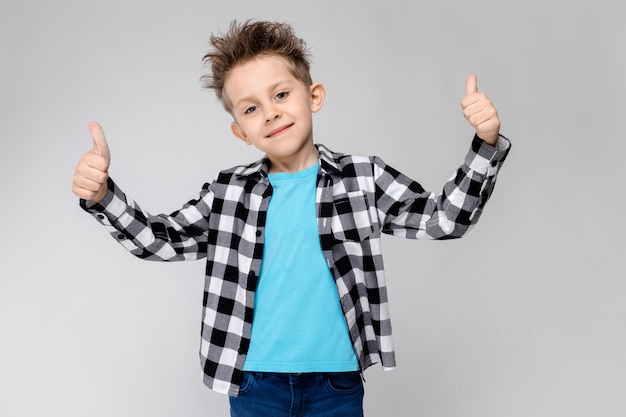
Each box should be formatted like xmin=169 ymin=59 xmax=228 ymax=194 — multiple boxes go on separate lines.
xmin=268 ymin=144 xmax=319 ymax=174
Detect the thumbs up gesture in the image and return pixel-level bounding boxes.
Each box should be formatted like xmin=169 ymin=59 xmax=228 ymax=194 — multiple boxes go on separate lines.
xmin=461 ymin=74 xmax=500 ymax=145
xmin=72 ymin=122 xmax=111 ymax=203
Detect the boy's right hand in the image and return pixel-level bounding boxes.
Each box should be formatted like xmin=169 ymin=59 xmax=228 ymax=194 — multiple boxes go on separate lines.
xmin=71 ymin=122 xmax=110 ymax=203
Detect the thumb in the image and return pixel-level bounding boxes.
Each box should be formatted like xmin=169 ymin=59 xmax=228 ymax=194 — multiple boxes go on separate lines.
xmin=466 ymin=74 xmax=478 ymax=95
xmin=89 ymin=121 xmax=110 ymax=162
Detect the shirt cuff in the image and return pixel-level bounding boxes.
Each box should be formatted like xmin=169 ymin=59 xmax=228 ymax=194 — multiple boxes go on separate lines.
xmin=79 ymin=177 xmax=126 ymax=221
xmin=465 ymin=134 xmax=511 ymax=174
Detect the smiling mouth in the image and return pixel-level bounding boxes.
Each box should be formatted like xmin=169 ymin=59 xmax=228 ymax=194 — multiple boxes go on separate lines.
xmin=267 ymin=123 xmax=294 ymax=138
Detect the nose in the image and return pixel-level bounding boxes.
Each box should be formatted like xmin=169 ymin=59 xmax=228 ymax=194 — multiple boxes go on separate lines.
xmin=265 ymin=104 xmax=281 ymax=122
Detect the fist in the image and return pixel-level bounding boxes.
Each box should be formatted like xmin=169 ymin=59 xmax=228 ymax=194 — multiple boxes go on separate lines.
xmin=461 ymin=74 xmax=500 ymax=145
xmin=71 ymin=122 xmax=111 ymax=202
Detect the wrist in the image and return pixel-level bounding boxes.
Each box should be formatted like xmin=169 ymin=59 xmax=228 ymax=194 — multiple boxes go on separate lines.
xmin=477 ymin=133 xmax=499 ymax=146
xmin=91 ymin=185 xmax=108 ymax=204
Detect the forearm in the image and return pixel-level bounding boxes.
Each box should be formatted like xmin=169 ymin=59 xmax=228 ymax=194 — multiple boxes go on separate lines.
xmin=80 ymin=178 xmax=210 ymax=261
xmin=377 ymin=134 xmax=511 ymax=239
xmin=435 ymin=134 xmax=511 ymax=235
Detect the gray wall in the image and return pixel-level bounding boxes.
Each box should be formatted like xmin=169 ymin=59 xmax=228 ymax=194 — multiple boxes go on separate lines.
xmin=1 ymin=1 xmax=624 ymax=416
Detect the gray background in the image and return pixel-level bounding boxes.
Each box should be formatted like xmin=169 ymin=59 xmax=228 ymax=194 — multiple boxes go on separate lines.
xmin=1 ymin=0 xmax=624 ymax=416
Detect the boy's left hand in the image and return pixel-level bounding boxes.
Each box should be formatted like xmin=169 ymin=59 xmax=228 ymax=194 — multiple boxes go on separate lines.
xmin=461 ymin=74 xmax=500 ymax=145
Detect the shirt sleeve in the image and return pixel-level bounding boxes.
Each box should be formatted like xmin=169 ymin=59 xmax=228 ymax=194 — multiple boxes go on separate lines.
xmin=373 ymin=134 xmax=511 ymax=239
xmin=79 ymin=177 xmax=213 ymax=261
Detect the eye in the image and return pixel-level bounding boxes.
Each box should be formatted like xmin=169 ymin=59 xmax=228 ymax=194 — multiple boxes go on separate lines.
xmin=275 ymin=91 xmax=288 ymax=100
xmin=244 ymin=105 xmax=257 ymax=115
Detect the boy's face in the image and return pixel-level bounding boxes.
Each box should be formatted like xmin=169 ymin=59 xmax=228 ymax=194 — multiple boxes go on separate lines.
xmin=224 ymin=55 xmax=325 ymax=173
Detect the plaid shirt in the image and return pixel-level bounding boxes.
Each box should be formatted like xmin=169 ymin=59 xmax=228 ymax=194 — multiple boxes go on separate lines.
xmin=82 ymin=136 xmax=510 ymax=396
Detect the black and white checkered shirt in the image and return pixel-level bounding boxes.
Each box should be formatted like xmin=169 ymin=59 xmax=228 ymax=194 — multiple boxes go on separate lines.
xmin=82 ymin=136 xmax=510 ymax=396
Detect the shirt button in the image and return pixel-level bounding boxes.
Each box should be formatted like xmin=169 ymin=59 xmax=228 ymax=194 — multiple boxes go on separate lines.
xmin=97 ymin=214 xmax=105 ymax=220
xmin=117 ymin=234 xmax=126 ymax=240
xmin=256 ymin=230 xmax=262 ymax=237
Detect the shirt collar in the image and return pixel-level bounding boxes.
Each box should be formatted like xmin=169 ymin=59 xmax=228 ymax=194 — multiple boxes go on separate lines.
xmin=234 ymin=157 xmax=270 ymax=178
xmin=316 ymin=143 xmax=341 ymax=174
xmin=235 ymin=143 xmax=342 ymax=178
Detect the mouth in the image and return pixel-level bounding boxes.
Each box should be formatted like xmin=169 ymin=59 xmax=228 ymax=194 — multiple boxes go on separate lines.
xmin=266 ymin=123 xmax=294 ymax=138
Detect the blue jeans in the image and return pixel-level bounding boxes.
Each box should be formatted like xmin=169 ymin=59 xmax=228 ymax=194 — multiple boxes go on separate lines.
xmin=229 ymin=371 xmax=364 ymax=417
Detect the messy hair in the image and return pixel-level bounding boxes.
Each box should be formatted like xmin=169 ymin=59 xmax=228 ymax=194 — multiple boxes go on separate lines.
xmin=202 ymin=20 xmax=313 ymax=110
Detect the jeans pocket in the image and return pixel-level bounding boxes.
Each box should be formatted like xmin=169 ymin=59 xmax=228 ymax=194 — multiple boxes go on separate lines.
xmin=238 ymin=372 xmax=256 ymax=396
xmin=324 ymin=372 xmax=363 ymax=395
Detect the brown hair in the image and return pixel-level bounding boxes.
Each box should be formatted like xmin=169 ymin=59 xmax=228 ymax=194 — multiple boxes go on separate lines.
xmin=202 ymin=20 xmax=313 ymax=110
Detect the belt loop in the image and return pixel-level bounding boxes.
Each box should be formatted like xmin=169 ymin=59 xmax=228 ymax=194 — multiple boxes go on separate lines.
xmin=316 ymin=372 xmax=324 ymax=384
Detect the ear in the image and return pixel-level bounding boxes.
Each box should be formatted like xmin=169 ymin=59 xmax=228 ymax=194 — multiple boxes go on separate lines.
xmin=310 ymin=82 xmax=326 ymax=113
xmin=231 ymin=122 xmax=251 ymax=145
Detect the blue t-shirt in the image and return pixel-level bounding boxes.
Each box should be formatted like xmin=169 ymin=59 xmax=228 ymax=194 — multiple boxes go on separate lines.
xmin=243 ymin=163 xmax=359 ymax=372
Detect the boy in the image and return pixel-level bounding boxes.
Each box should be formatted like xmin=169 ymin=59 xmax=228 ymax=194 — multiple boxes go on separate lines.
xmin=72 ymin=20 xmax=510 ymax=417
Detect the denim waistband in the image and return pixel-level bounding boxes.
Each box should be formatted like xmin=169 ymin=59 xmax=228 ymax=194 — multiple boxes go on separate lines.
xmin=245 ymin=371 xmax=360 ymax=383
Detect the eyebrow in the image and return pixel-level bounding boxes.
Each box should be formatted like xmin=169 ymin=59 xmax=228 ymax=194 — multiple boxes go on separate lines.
xmin=232 ymin=80 xmax=294 ymax=110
